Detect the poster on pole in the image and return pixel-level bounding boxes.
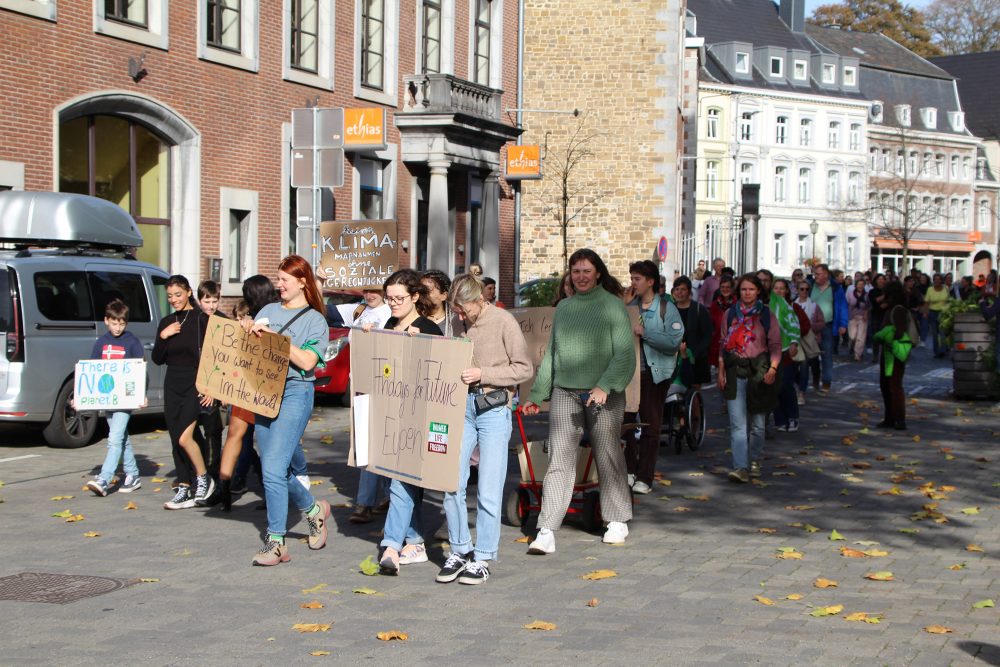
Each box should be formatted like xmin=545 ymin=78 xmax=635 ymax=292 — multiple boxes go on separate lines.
xmin=318 ymin=219 xmax=397 ymax=290
xmin=195 ymin=314 xmax=290 ymax=419
xmin=74 ymin=360 xmax=147 ymax=411
xmin=348 ymin=328 xmax=472 ymax=493
xmin=509 ymin=306 xmax=641 ymax=413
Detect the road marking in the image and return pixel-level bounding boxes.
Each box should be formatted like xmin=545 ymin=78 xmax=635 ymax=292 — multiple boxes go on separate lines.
xmin=923 ymin=368 xmax=952 ymax=379
xmin=839 ymin=383 xmax=856 ymax=393
xmin=911 ymin=385 xmax=925 ymax=396
xmin=0 ymin=454 xmax=41 ymax=464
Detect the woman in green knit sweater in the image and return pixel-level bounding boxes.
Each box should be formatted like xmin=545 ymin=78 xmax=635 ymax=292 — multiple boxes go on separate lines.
xmin=522 ymin=248 xmax=636 ymax=552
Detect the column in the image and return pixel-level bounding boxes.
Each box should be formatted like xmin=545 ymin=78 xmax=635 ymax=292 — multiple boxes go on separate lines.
xmin=427 ymin=156 xmax=451 ymax=273
xmin=480 ymin=171 xmax=500 ymax=284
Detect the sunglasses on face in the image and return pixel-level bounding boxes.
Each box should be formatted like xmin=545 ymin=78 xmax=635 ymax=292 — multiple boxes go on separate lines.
xmin=798 ymin=287 xmax=810 ymax=291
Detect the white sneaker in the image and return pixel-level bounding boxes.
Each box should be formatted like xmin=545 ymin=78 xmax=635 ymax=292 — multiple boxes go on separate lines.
xmin=602 ymin=521 xmax=629 ymax=544
xmin=399 ymin=543 xmax=428 ymax=565
xmin=627 ymin=473 xmax=636 ymax=488
xmin=527 ymin=528 xmax=555 ymax=555
xmin=296 ymin=474 xmax=311 ymax=490
xmin=632 ymin=481 xmax=651 ymax=495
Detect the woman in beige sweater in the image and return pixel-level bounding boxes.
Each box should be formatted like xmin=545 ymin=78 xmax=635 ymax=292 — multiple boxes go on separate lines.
xmin=436 ymin=274 xmax=532 ymax=586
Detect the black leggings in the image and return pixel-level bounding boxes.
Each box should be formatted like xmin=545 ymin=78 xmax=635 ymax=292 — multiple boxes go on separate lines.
xmin=164 ymin=366 xmax=206 ymax=486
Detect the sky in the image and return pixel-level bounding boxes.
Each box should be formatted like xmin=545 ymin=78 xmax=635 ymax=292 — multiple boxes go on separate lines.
xmin=803 ymin=0 xmax=932 ymax=14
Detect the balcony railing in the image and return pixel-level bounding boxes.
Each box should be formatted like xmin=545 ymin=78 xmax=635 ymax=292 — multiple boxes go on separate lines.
xmin=402 ymin=74 xmax=502 ymax=122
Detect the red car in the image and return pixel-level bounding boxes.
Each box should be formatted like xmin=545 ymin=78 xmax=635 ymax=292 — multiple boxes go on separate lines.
xmin=314 ymin=291 xmax=362 ymax=403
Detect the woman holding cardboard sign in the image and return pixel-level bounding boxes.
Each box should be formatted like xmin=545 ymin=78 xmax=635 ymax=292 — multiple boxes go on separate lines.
xmin=153 ymin=275 xmax=215 ymax=510
xmin=358 ymin=268 xmax=442 ymax=575
xmin=241 ymin=255 xmax=331 ymax=567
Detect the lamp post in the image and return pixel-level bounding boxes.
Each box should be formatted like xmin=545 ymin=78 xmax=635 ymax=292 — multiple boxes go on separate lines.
xmin=809 ymin=219 xmax=819 ymax=264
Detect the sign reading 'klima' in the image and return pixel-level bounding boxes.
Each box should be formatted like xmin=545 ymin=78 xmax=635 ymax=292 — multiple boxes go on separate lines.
xmin=319 ymin=219 xmax=398 ymax=289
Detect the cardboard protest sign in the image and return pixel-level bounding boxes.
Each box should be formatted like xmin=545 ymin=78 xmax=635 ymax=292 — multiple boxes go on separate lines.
xmin=318 ymin=219 xmax=397 ymax=290
xmin=74 ymin=359 xmax=146 ymax=410
xmin=348 ymin=328 xmax=472 ymax=493
xmin=195 ymin=315 xmax=290 ymax=419
xmin=510 ymin=306 xmax=641 ymax=412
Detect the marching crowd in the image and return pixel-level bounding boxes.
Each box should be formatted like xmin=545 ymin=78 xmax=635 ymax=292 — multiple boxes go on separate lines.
xmin=80 ymin=248 xmax=989 ymax=585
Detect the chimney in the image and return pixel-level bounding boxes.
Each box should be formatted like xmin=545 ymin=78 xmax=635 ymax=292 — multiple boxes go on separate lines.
xmin=779 ymin=0 xmax=805 ymax=32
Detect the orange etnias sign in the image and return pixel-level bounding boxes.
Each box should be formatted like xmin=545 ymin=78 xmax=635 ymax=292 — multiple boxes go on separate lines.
xmin=344 ymin=108 xmax=387 ymax=150
xmin=505 ymin=144 xmax=542 ymax=180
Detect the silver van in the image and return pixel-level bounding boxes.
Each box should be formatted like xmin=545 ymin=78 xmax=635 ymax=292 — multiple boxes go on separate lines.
xmin=0 ymin=191 xmax=169 ymax=448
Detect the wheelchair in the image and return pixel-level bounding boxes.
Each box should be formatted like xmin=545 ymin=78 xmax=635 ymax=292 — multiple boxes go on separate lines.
xmin=660 ymin=382 xmax=706 ymax=454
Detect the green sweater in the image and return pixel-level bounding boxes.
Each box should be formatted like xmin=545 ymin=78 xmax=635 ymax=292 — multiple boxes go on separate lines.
xmin=528 ymin=286 xmax=636 ymax=403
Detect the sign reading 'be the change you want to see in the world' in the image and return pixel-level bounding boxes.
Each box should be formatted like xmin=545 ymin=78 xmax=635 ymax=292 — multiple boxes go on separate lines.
xmin=195 ymin=315 xmax=291 ymax=419
xmin=75 ymin=360 xmax=147 ymax=411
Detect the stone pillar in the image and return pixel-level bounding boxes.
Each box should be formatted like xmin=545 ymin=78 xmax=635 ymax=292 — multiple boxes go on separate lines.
xmin=480 ymin=171 xmax=500 ymax=285
xmin=427 ymin=156 xmax=451 ymax=273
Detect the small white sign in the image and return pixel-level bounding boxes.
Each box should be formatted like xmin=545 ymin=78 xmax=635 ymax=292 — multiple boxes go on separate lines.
xmin=74 ymin=360 xmax=147 ymax=411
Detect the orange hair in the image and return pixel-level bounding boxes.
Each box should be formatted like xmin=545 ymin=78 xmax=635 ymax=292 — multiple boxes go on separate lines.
xmin=278 ymin=254 xmax=325 ymax=315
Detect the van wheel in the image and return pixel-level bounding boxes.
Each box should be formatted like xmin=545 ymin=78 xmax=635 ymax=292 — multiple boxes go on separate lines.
xmin=43 ymin=381 xmax=98 ymax=449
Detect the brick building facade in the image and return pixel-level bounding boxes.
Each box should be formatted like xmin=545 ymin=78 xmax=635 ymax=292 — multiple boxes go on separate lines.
xmin=0 ymin=0 xmax=520 ymax=297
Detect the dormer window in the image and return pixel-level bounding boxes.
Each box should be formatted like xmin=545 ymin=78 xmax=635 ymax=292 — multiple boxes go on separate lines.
xmin=895 ymin=104 xmax=911 ymax=127
xmin=822 ymin=63 xmax=836 ymax=84
xmin=735 ymin=52 xmax=749 ymax=74
xmin=870 ymin=101 xmax=883 ymax=123
xmin=843 ymin=66 xmax=856 ymax=86
xmin=770 ymin=57 xmax=783 ymax=78
xmin=920 ymin=107 xmax=937 ymax=129
xmin=793 ymin=60 xmax=807 ymax=80
xmin=948 ymin=111 xmax=965 ymax=131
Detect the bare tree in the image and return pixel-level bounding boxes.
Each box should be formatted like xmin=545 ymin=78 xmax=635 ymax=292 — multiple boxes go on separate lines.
xmin=925 ymin=0 xmax=1000 ymax=54
xmin=528 ymin=114 xmax=605 ymax=270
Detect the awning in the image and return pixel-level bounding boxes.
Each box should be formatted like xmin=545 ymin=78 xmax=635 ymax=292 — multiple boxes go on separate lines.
xmin=873 ymin=239 xmax=975 ymax=252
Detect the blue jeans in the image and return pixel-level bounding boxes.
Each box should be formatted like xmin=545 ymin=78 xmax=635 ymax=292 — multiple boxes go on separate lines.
xmin=820 ymin=323 xmax=834 ymax=385
xmin=356 ymin=469 xmax=389 ymax=507
xmin=727 ymin=377 xmax=765 ymax=470
xmin=256 ymin=381 xmax=317 ymax=537
xmin=773 ymin=362 xmax=799 ymax=427
xmin=443 ymin=394 xmax=512 ymax=561
xmin=380 ymin=479 xmax=424 ymax=552
xmin=98 ymin=410 xmax=138 ymax=484
xmin=928 ymin=310 xmax=947 ymax=355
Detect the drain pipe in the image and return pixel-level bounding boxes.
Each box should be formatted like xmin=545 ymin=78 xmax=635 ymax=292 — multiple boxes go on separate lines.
xmin=513 ymin=0 xmax=525 ymax=290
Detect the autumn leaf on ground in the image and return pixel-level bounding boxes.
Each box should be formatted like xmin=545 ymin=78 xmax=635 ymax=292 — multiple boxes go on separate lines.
xmin=949 ymin=563 xmax=966 ymax=571
xmin=877 ymin=486 xmax=904 ymax=496
xmin=293 ymin=624 xmax=331 ymax=633
xmin=309 ymin=651 xmax=331 ymax=656
xmin=863 ymin=548 xmax=889 ymax=557
xmin=923 ymin=625 xmax=953 ymax=634
xmin=814 ymin=578 xmax=838 ymax=589
xmin=50 ymin=495 xmax=74 ymax=501
xmin=753 ymin=595 xmax=775 ymax=605
xmin=899 ymin=528 xmax=920 ymax=534
xmin=139 ymin=578 xmax=159 ymax=583
xmin=359 ymin=555 xmax=380 ymax=575
xmin=961 ymin=507 xmax=980 ymax=515
xmin=776 ymin=547 xmax=804 ymax=560
xmin=804 ymin=524 xmax=820 ymax=533
xmin=673 ymin=506 xmax=691 ymax=513
xmin=65 ymin=514 xmax=85 ymax=523
xmin=966 ymin=544 xmax=985 ymax=553
xmin=300 ymin=601 xmax=325 ymax=609
xmin=301 ymin=583 xmax=335 ymax=595
xmin=785 ymin=505 xmax=815 ymax=511
xmin=353 ymin=587 xmax=381 ymax=595
xmin=51 ymin=509 xmax=72 ymax=518
xmin=683 ymin=494 xmax=710 ymax=501
xmin=844 ymin=612 xmax=882 ymax=623
xmin=151 ymin=477 xmax=168 ymax=483
xmin=83 ymin=531 xmax=101 ymax=538
xmin=523 ymin=621 xmax=556 ymax=631
xmin=912 ymin=435 xmax=921 ymax=442
xmin=785 ymin=593 xmax=804 ymax=600
xmin=319 ymin=435 xmax=334 ymax=444
xmin=757 ymin=527 xmax=777 ymax=534
xmin=124 ymin=501 xmax=137 ymax=510
xmin=582 ymin=569 xmax=617 ymax=581
xmin=586 ymin=598 xmax=600 ymax=607
xmin=840 ymin=547 xmax=868 ymax=558
xmin=829 ymin=529 xmax=846 ymax=541
xmin=809 ymin=604 xmax=844 ymax=617
xmin=972 ymin=599 xmax=995 ymax=609
xmin=687 ymin=472 xmax=704 ymax=477
xmin=513 ymin=536 xmax=530 ymax=543
xmin=865 ymin=571 xmax=894 ymax=581
xmin=657 ymin=479 xmax=672 ymax=486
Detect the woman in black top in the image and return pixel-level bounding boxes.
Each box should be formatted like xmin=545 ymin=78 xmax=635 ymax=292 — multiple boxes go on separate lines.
xmin=671 ymin=276 xmax=713 ymax=387
xmin=359 ymin=269 xmax=442 ymax=574
xmin=152 ymin=275 xmax=216 ymax=510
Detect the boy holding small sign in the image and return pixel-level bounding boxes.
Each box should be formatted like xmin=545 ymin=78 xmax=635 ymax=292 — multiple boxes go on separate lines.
xmin=84 ymin=299 xmax=147 ymax=497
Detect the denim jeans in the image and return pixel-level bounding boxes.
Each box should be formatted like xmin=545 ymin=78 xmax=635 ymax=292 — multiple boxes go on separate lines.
xmin=773 ymin=362 xmax=800 ymax=427
xmin=380 ymin=479 xmax=424 ymax=552
xmin=820 ymin=322 xmax=835 ymax=385
xmin=356 ymin=469 xmax=389 ymax=506
xmin=928 ymin=310 xmax=947 ymax=355
xmin=98 ymin=410 xmax=139 ymax=484
xmin=443 ymin=394 xmax=512 ymax=561
xmin=256 ymin=380 xmax=317 ymax=537
xmin=727 ymin=377 xmax=765 ymax=470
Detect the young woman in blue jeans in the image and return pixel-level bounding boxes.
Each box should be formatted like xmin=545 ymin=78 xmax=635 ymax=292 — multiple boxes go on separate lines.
xmin=242 ymin=255 xmax=330 ymax=566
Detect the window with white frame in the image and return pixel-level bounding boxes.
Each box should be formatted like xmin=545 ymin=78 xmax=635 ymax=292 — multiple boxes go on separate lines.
xmin=949 ymin=197 xmax=959 ymax=226
xmin=847 ymin=171 xmax=861 ymax=204
xmin=219 ymin=187 xmax=259 ymax=296
xmin=769 ymin=56 xmax=783 ymax=78
xmin=843 ymin=66 xmax=856 ymax=86
xmin=822 ymin=63 xmax=836 ymax=84
xmin=895 ymin=150 xmax=904 ymax=175
xmin=361 ymin=0 xmax=385 ymax=88
xmin=793 ymin=60 xmax=807 ymax=80
xmin=962 ymin=156 xmax=971 ymax=180
xmin=95 ymin=0 xmax=168 ymax=49
xmin=735 ymin=51 xmax=749 ymax=73
xmin=774 ymin=166 xmax=787 ymax=203
xmin=933 ymin=197 xmax=945 ymax=226
xmin=706 ymin=107 xmax=720 ymax=139
xmin=961 ymin=198 xmax=971 ymax=228
xmin=922 ymin=151 xmax=933 ymax=176
xmin=291 ymin=0 xmax=318 ymax=72
xmin=935 ymin=154 xmax=944 ymax=178
xmin=895 ymin=104 xmax=911 ymax=126
xmin=773 ymin=233 xmax=784 ymax=265
xmin=800 ymin=118 xmax=812 ymax=146
xmin=825 ymin=235 xmax=837 ymax=264
xmin=421 ymin=0 xmax=441 ymax=73
xmin=908 ymin=151 xmax=918 ymax=177
xmin=826 ymin=170 xmax=840 ymax=205
xmin=948 ymin=111 xmax=964 ymax=131
xmin=827 ymin=121 xmax=840 ymax=149
xmin=284 ymin=0 xmax=334 ymax=89
xmin=739 ymin=112 xmax=754 ymax=142
xmin=846 ymin=236 xmax=857 ymax=267
xmin=353 ymin=0 xmax=398 ymax=103
xmin=979 ymin=200 xmax=992 ymax=231
xmin=950 ymin=155 xmax=959 ymax=179
xmin=207 ymin=0 xmax=240 ymax=51
xmin=978 ymin=157 xmax=987 ymax=180
xmin=2 ymin=0 xmax=56 ymax=20
xmin=922 ymin=196 xmax=931 ymax=218
xmin=775 ymin=116 xmax=787 ymax=145
xmin=869 ymin=147 xmax=878 ymax=171
xmin=357 ymin=157 xmax=385 ymax=219
xmin=740 ymin=162 xmax=754 ymax=185
xmin=798 ymin=167 xmax=811 ymax=204
xmin=706 ymin=160 xmax=719 ymax=200
xmin=797 ymin=234 xmax=808 ymax=263
xmin=881 ymin=149 xmax=890 ymax=171
xmin=472 ymin=0 xmax=491 ymax=85
xmin=849 ymin=123 xmax=861 ymax=151
xmin=200 ymin=0 xmax=259 ymax=71
xmin=921 ymin=107 xmax=937 ymax=129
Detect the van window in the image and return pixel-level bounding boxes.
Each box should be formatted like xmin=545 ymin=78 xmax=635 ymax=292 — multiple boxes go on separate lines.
xmin=0 ymin=270 xmax=10 ymax=331
xmin=34 ymin=272 xmax=94 ymax=321
xmin=152 ymin=274 xmax=169 ymax=320
xmin=88 ymin=271 xmax=152 ymax=322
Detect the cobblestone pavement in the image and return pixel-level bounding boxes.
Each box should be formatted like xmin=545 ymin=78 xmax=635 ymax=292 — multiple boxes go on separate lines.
xmin=0 ymin=346 xmax=995 ymax=666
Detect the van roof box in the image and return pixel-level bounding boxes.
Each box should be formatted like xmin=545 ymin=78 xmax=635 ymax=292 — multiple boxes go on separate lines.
xmin=0 ymin=191 xmax=144 ymax=250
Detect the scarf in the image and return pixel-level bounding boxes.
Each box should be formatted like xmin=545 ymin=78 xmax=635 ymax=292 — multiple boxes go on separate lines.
xmin=724 ymin=300 xmax=763 ymax=356
xmin=713 ymin=291 xmax=736 ymax=313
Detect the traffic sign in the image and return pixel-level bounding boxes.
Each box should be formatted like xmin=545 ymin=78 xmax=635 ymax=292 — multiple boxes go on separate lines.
xmin=291 ymin=108 xmax=344 ymax=149
xmin=291 ymin=148 xmax=344 ymax=188
xmin=657 ymin=236 xmax=668 ymax=261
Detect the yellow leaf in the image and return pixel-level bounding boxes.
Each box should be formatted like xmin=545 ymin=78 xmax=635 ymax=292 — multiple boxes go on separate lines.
xmin=757 ymin=527 xmax=777 ymax=534
xmin=960 ymin=507 xmax=980 ymax=515
xmin=309 ymin=651 xmax=331 ymax=656
xmin=151 ymin=478 xmax=169 ymax=483
xmin=683 ymin=494 xmax=710 ymax=502
xmin=814 ymin=578 xmax=838 ymax=589
xmin=687 ymin=472 xmax=704 ymax=477
xmin=51 ymin=509 xmax=72 ymax=518
xmin=83 ymin=531 xmax=101 ymax=538
xmin=320 ymin=435 xmax=334 ymax=444
xmin=50 ymin=495 xmax=75 ymax=501
xmin=582 ymin=569 xmax=617 ymax=581
xmin=673 ymin=506 xmax=691 ymax=513
xmin=966 ymin=544 xmax=985 ymax=553
xmin=352 ymin=587 xmax=381 ymax=595
xmin=139 ymin=578 xmax=159 ymax=583
xmin=153 ymin=488 xmax=161 ymax=492
xmin=948 ymin=563 xmax=966 ymax=571
xmin=376 ymin=630 xmax=408 ymax=641
xmin=301 ymin=583 xmax=331 ymax=595
xmin=809 ymin=604 xmax=844 ymax=617
xmin=844 ymin=612 xmax=882 ymax=623
xmin=912 ymin=435 xmax=921 ymax=442
xmin=865 ymin=571 xmax=894 ymax=581
xmin=754 ymin=595 xmax=775 ymax=605
xmin=785 ymin=593 xmax=804 ymax=600
xmin=923 ymin=625 xmax=953 ymax=634
xmin=300 ymin=601 xmax=325 ymax=609
xmin=804 ymin=524 xmax=820 ymax=533
xmin=310 ymin=480 xmax=323 ymax=486
xmin=65 ymin=514 xmax=85 ymax=523
xmin=514 ymin=536 xmax=530 ymax=543
xmin=657 ymin=479 xmax=672 ymax=486
xmin=940 ymin=485 xmax=957 ymax=492
xmin=972 ymin=599 xmax=995 ymax=609
xmin=124 ymin=501 xmax=137 ymax=510
xmin=292 ymin=624 xmax=331 ymax=633
xmin=785 ymin=505 xmax=816 ymax=511
xmin=829 ymin=529 xmax=846 ymax=541
xmin=522 ymin=621 xmax=556 ymax=631
xmin=775 ymin=548 xmax=804 ymax=560
xmin=840 ymin=547 xmax=868 ymax=558
xmin=876 ymin=486 xmax=904 ymax=496
xmin=586 ymin=598 xmax=600 ymax=607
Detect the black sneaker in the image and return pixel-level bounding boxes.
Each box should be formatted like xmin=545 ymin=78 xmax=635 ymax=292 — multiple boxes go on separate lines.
xmin=435 ymin=550 xmax=473 ymax=583
xmin=194 ymin=474 xmax=217 ymax=505
xmin=457 ymin=560 xmax=490 ymax=585
xmin=164 ymin=486 xmax=195 ymax=510
xmin=230 ymin=478 xmax=248 ymax=496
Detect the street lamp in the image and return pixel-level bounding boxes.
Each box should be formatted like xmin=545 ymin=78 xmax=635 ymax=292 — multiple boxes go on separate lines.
xmin=809 ymin=219 xmax=819 ymax=262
